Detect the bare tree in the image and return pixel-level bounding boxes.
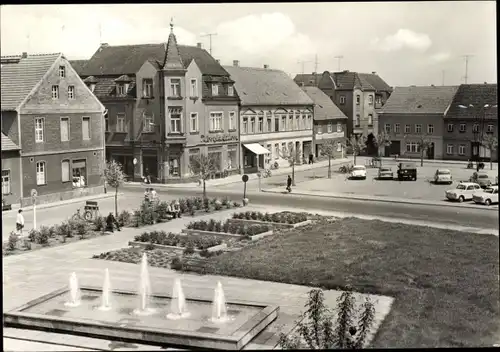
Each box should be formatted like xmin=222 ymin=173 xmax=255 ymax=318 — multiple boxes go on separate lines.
xmin=346 ymin=134 xmax=367 ymax=165
xmin=104 ymin=160 xmax=126 ymax=216
xmin=372 ymin=131 xmax=392 ymax=166
xmin=481 ymin=134 xmax=498 ymax=170
xmin=319 ymin=139 xmax=338 ymax=178
xmin=189 ymin=153 xmax=219 ymax=199
xmin=416 ymin=135 xmax=434 ymax=167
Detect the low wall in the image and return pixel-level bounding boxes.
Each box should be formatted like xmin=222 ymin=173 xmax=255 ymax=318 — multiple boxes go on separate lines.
xmin=128 ymin=241 xmax=227 ymax=253
xmin=21 ymin=186 xmax=104 ymax=208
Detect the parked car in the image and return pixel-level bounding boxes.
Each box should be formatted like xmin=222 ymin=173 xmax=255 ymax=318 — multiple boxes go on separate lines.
xmin=434 ymin=169 xmax=453 ymax=185
xmin=470 ymin=171 xmax=493 ymax=188
xmin=445 ymin=182 xmax=481 ymax=202
xmin=378 ymin=166 xmax=393 ymax=180
xmin=397 ymin=162 xmax=417 ymax=181
xmin=472 ymin=185 xmax=499 ymax=206
xmin=349 ymin=165 xmax=367 ymax=180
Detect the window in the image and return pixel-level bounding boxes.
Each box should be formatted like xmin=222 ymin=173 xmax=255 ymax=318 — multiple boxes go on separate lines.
xmin=190 ymin=113 xmax=198 ymax=132
xmin=82 ymin=117 xmax=90 ymax=140
xmin=51 ymin=85 xmax=59 ymax=99
xmin=170 ymin=79 xmax=181 ymax=97
xmin=59 ymin=66 xmax=65 ymax=78
xmin=227 ymin=145 xmax=238 ymax=169
xmin=61 ymin=160 xmax=70 ymax=182
xmin=327 ymin=123 xmax=333 ymax=133
xmin=281 ymin=143 xmax=286 ymax=155
xmin=487 ymin=124 xmax=494 ymax=133
xmin=267 ymin=116 xmax=272 ymax=132
xmin=89 ymin=84 xmax=96 ymax=93
xmin=472 ymin=124 xmax=479 ymax=132
xmin=250 ymin=117 xmax=255 ymax=133
xmin=385 ymin=124 xmax=391 ymax=133
xmin=394 ymin=123 xmax=400 ymax=133
xmin=447 ymin=123 xmax=454 ymax=132
xmin=258 ymin=117 xmax=263 ymax=133
xmin=228 ymin=112 xmax=236 ymax=131
xmin=458 ymin=145 xmax=466 ymax=155
xmin=368 ymin=114 xmax=373 ymax=126
xmin=459 ymin=124 xmax=466 ymax=132
xmin=143 ymin=79 xmax=153 ymax=98
xmin=415 ymin=124 xmax=422 ymax=133
xmin=105 ymin=117 xmax=109 ymax=132
xmin=188 ymin=149 xmax=200 ymax=173
xmin=368 ymin=95 xmax=373 ymax=105
xmin=2 ymin=170 xmax=10 ymax=195
xmin=405 ymin=124 xmax=411 ymax=133
xmin=209 ymin=112 xmax=223 ymax=132
xmin=36 ymin=161 xmax=46 ymax=185
xmin=212 ymin=84 xmax=219 ymax=96
xmin=427 ymin=124 xmax=434 ymax=134
xmin=446 ymin=144 xmax=454 ymax=155
xmin=228 ymin=85 xmax=234 ymax=96
xmin=67 ymin=85 xmax=75 ymax=99
xmin=406 ymin=142 xmax=419 ymax=153
xmin=355 ymin=114 xmax=360 ymax=127
xmin=281 ymin=116 xmax=286 ymax=131
xmin=337 ymin=142 xmax=342 ymax=152
xmin=340 ymin=96 xmax=346 ymax=105
xmin=274 ymin=117 xmax=279 ymax=132
xmin=72 ymin=160 xmax=87 ymax=188
xmin=190 ymin=79 xmax=197 ymax=97
xmin=307 ymin=115 xmax=312 ymax=129
xmin=356 ymin=95 xmax=360 ymax=105
xmin=169 ymin=108 xmax=182 ymax=133
xmin=274 ymin=144 xmax=279 ymax=159
xmin=208 ymin=148 xmax=222 ymax=171
xmin=376 ymin=96 xmax=382 ymax=105
xmin=169 ymin=158 xmax=180 ymax=176
xmin=302 ymin=115 xmax=307 ymax=130
xmin=117 ymin=113 xmax=126 ymax=132
xmin=337 ymin=122 xmax=342 ymax=132
xmin=116 ymin=84 xmax=125 ymax=95
xmin=242 ymin=117 xmax=248 ymax=134
xmin=60 ymin=117 xmax=69 ymax=141
xmin=35 ymin=118 xmax=44 ymax=142
xmin=143 ymin=114 xmax=154 ymax=132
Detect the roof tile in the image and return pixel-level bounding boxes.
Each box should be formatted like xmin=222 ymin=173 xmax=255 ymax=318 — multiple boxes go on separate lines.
xmin=301 ymin=87 xmax=347 ymax=121
xmin=1 ymin=132 xmax=20 ymax=151
xmin=380 ymin=85 xmax=459 ymax=114
xmin=446 ymin=84 xmax=498 ymax=120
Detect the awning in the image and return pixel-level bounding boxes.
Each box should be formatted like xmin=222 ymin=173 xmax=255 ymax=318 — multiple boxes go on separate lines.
xmin=244 ymin=143 xmax=270 ymax=155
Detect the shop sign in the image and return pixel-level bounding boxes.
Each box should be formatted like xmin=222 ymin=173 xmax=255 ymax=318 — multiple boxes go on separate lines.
xmin=200 ymin=134 xmax=239 ymax=144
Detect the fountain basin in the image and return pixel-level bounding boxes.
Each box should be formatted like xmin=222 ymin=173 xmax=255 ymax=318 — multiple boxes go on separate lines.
xmin=3 ymin=286 xmax=279 ymax=350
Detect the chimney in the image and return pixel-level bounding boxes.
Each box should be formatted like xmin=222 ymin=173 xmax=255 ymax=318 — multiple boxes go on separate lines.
xmin=233 ymin=60 xmax=239 ymax=67
xmin=431 ymin=84 xmax=435 ymax=87
xmin=197 ymin=42 xmax=202 ymax=49
xmin=263 ymin=64 xmax=269 ymax=69
xmin=21 ymin=52 xmax=28 ymax=58
xmin=101 ymin=43 xmax=109 ymax=47
xmin=372 ymin=71 xmax=377 ymax=75
xmin=343 ymin=70 xmax=349 ymax=73
xmin=484 ymin=82 xmax=488 ymax=84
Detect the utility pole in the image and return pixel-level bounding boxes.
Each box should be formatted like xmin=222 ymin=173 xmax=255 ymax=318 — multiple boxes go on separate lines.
xmin=334 ymin=55 xmax=344 ymax=71
xmin=297 ymin=60 xmax=311 ymax=74
xmin=314 ymin=54 xmax=319 ymax=85
xmin=201 ymin=33 xmax=218 ymax=56
xmin=99 ymin=23 xmax=102 ymax=44
xmin=442 ymin=70 xmax=445 ymax=86
xmin=461 ymin=55 xmax=474 ymax=84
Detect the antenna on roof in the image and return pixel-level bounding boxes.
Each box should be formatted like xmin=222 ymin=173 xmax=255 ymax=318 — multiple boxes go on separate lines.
xmin=441 ymin=70 xmax=445 ymax=86
xmin=297 ymin=59 xmax=311 ymax=74
xmin=334 ymin=55 xmax=344 ymax=71
xmin=461 ymin=54 xmax=474 ymax=84
xmin=201 ymin=32 xmax=218 ymax=56
xmin=98 ymin=23 xmax=102 ymax=45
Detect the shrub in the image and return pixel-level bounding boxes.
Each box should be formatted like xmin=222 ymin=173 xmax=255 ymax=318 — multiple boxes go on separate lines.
xmin=23 ymin=239 xmax=32 ymax=250
xmin=156 ymin=201 xmax=169 ymax=219
xmin=250 ymin=211 xmax=259 ymax=220
xmin=28 ymin=229 xmax=38 ymax=242
xmin=184 ymin=245 xmax=195 ymax=255
xmin=117 ymin=210 xmax=132 ymax=227
xmin=7 ymin=232 xmax=18 ymax=251
xmin=35 ymin=229 xmax=49 ymax=245
xmin=178 ymin=198 xmax=187 ymax=213
xmin=203 ymin=197 xmax=210 ymax=210
xmin=56 ymin=221 xmax=72 ymax=238
xmin=145 ymin=243 xmax=155 ymax=251
xmin=93 ymin=216 xmax=106 ymax=232
xmin=233 ymin=201 xmax=240 ymax=207
xmin=72 ymin=219 xmax=89 ymax=240
xmin=171 ymin=256 xmax=184 ymax=270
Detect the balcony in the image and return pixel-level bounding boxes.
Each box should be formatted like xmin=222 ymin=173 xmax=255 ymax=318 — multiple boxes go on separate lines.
xmin=165 ymin=132 xmax=186 ymax=145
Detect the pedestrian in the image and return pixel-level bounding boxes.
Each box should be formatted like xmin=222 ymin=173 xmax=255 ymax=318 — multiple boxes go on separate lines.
xmin=309 ymin=153 xmax=314 ymax=164
xmin=16 ymin=209 xmax=25 ymax=237
xmin=150 ymin=188 xmax=158 ymax=201
xmin=106 ymin=212 xmax=121 ymax=233
xmin=144 ymin=188 xmax=151 ymax=203
xmin=286 ymin=175 xmax=292 ymax=193
xmin=173 ymin=200 xmax=182 ymax=218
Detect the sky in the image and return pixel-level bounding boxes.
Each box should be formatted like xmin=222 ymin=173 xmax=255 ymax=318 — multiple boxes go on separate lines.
xmin=1 ymin=2 xmax=496 ymax=87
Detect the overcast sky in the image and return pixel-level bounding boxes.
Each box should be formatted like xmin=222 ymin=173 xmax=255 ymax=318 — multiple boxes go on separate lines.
xmin=1 ymin=2 xmax=496 ymax=87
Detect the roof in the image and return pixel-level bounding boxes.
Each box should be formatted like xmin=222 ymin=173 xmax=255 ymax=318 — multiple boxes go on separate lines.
xmin=69 ymin=60 xmax=88 ymax=75
xmin=330 ymin=71 xmax=391 ymax=92
xmin=445 ymin=84 xmax=498 ymax=120
xmin=301 ymin=86 xmax=347 ymax=121
xmin=80 ymin=43 xmax=228 ymax=76
xmin=293 ymin=74 xmax=320 ymax=87
xmin=223 ymin=66 xmax=313 ymax=106
xmin=1 ymin=53 xmax=61 ymax=110
xmin=1 ymin=132 xmax=20 ymax=151
xmin=358 ymin=73 xmax=392 ymax=92
xmin=380 ymin=85 xmax=459 ymax=114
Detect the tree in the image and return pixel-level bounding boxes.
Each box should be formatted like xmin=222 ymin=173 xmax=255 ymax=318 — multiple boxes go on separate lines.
xmin=284 ymin=145 xmax=302 ymax=186
xmin=319 ymin=139 xmax=338 ymax=179
xmin=372 ymin=132 xmax=392 ymax=166
xmin=278 ymin=288 xmax=375 ymax=349
xmin=481 ymin=134 xmax=498 ymax=170
xmin=346 ymin=134 xmax=367 ymax=165
xmin=104 ymin=160 xmax=126 ymax=216
xmin=189 ymin=153 xmax=219 ymax=199
xmin=416 ymin=135 xmax=434 ymax=167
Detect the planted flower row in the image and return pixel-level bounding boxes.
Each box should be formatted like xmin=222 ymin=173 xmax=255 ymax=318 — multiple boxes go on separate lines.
xmin=133 ymin=230 xmax=223 ymax=250
xmin=231 ymin=211 xmax=308 ymax=225
xmin=185 ymin=219 xmax=271 ymax=238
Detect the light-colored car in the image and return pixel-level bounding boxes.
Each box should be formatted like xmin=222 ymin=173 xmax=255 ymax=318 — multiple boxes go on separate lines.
xmin=350 ymin=165 xmax=367 ymax=180
xmin=378 ymin=167 xmax=393 ymax=180
xmin=445 ymin=182 xmax=481 ymax=202
xmin=472 ymin=186 xmax=499 ymax=206
xmin=434 ymin=169 xmax=453 ymax=185
xmin=470 ymin=171 xmax=493 ymax=188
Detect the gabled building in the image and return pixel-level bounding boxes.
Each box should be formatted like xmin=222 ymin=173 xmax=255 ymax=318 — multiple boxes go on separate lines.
xmin=75 ymin=24 xmax=240 ymax=183
xmin=224 ymin=62 xmax=314 ymax=174
xmin=293 ymin=73 xmax=321 ymax=87
xmin=378 ymin=85 xmax=459 ymax=160
xmin=444 ymin=83 xmax=498 ymax=161
xmin=301 ymin=86 xmax=348 ymax=159
xmin=1 ymin=52 xmax=106 ymax=206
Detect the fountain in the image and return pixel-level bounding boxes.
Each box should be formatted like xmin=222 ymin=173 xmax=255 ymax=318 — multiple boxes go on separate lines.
xmin=64 ymin=272 xmax=81 ymax=307
xmin=96 ymin=268 xmax=112 ymax=311
xmin=166 ymin=278 xmax=191 ymax=320
xmin=133 ymin=253 xmax=155 ymax=316
xmin=211 ymin=281 xmax=229 ymax=323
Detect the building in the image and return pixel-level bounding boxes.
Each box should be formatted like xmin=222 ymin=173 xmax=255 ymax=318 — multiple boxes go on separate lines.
xmin=378 ymin=85 xmax=459 ymax=160
xmin=444 ymin=83 xmax=498 ymax=162
xmin=301 ymin=86 xmax=347 ymax=159
xmin=1 ymin=52 xmax=106 ymax=206
xmin=294 ymin=73 xmax=321 ymax=87
xmin=224 ymin=63 xmax=314 ymax=174
xmin=73 ymin=24 xmax=240 ymax=183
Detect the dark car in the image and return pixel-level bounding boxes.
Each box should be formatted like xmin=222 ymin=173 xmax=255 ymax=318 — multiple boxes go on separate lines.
xmin=397 ymin=162 xmax=417 ymax=181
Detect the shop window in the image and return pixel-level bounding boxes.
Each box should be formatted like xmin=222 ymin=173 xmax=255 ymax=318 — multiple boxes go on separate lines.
xmin=227 ymin=146 xmax=237 ymax=169
xmin=169 ymin=158 xmax=180 ymax=176
xmin=72 ymin=159 xmax=87 ymax=188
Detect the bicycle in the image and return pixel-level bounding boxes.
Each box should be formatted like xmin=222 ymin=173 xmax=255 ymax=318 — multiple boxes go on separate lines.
xmin=72 ymin=208 xmax=94 ymax=222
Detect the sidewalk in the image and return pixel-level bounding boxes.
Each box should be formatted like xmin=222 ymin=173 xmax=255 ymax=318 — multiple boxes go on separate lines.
xmin=377 ymin=156 xmax=498 ymax=168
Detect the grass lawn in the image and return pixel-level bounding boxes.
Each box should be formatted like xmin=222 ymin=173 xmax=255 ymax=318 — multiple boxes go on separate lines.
xmin=197 ymin=217 xmax=499 ymax=348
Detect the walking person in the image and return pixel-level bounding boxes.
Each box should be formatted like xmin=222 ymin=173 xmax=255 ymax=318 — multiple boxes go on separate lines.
xmin=286 ymin=175 xmax=292 ymax=193
xmin=105 ymin=212 xmax=121 ymax=233
xmin=16 ymin=209 xmax=25 ymax=237
xmin=309 ymin=153 xmax=314 ymax=164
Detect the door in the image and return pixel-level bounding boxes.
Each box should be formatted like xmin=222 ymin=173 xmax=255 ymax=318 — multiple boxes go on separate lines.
xmin=427 ymin=143 xmax=435 ymax=160
xmin=385 ymin=141 xmax=401 ymax=157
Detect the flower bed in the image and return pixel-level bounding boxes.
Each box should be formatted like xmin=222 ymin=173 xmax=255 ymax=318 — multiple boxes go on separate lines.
xmin=129 ymin=230 xmax=225 ymax=253
xmin=176 ymin=197 xmax=242 ymax=216
xmin=183 ymin=219 xmax=272 ymax=239
xmin=231 ymin=211 xmax=308 ymax=225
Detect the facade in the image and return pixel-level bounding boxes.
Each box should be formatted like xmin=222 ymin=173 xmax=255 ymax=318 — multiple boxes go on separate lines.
xmin=294 ymin=73 xmax=321 ymax=87
xmin=74 ymin=25 xmax=240 ymax=183
xmin=378 ymin=85 xmax=459 ymax=160
xmin=1 ymin=133 xmax=21 ymax=205
xmin=1 ymin=53 xmax=106 ymax=206
xmin=224 ymin=63 xmax=314 ymax=174
xmin=301 ymin=86 xmax=347 ymax=159
xmin=444 ymin=84 xmax=498 ymax=162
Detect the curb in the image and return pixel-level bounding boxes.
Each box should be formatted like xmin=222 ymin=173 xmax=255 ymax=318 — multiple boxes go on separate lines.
xmin=260 ymin=189 xmax=499 ymax=211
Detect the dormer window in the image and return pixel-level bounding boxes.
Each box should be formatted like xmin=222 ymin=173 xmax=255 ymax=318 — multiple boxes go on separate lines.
xmin=116 ymin=84 xmax=126 ymax=96
xmin=59 ymin=66 xmax=66 ymax=78
xmin=143 ymin=79 xmax=153 ymax=98
xmin=228 ymin=85 xmax=234 ymax=96
xmin=89 ymin=84 xmax=96 ymax=93
xmin=212 ymin=84 xmax=219 ymax=96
